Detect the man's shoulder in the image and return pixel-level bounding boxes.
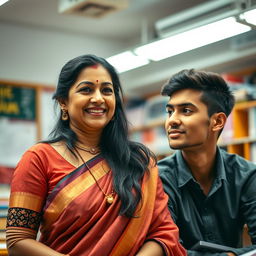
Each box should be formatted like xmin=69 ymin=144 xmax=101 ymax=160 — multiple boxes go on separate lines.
xmin=158 ymin=153 xmax=176 ymax=166
xmin=220 ymin=148 xmax=256 ymax=170
xmin=158 ymin=152 xmax=178 ymax=177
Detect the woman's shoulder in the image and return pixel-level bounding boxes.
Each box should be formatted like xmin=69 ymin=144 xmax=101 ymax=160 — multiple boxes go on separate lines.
xmin=28 ymin=142 xmax=50 ymax=151
xmin=23 ymin=142 xmax=62 ymax=161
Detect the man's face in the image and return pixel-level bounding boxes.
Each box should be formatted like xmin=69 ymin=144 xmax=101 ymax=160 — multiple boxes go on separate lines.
xmin=165 ymin=89 xmax=214 ymax=150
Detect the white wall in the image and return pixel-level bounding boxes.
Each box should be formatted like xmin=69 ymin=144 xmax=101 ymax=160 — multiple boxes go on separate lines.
xmin=0 ymin=22 xmax=125 ymax=86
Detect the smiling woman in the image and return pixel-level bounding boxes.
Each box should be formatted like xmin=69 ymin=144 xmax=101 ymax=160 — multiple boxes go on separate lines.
xmin=5 ymin=54 xmax=186 ymax=256
xmin=59 ymin=64 xmax=116 ymax=133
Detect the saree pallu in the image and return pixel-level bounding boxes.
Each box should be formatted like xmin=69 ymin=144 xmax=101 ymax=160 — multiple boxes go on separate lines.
xmin=7 ymin=143 xmax=186 ymax=256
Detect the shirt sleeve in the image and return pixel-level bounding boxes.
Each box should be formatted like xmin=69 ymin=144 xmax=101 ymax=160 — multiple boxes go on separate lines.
xmin=234 ymin=170 xmax=256 ymax=255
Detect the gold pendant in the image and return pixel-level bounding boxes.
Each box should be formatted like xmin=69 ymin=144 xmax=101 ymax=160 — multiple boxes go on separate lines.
xmin=90 ymin=148 xmax=97 ymax=154
xmin=106 ymin=194 xmax=114 ymax=204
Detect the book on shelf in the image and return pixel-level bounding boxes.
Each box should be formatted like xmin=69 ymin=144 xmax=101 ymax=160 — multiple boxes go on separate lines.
xmin=219 ymin=113 xmax=234 ymax=144
xmin=0 ymin=230 xmax=6 ymax=241
xmin=248 ymin=107 xmax=256 ymax=138
xmin=0 ymin=217 xmax=7 ymax=231
xmin=129 ymin=126 xmax=170 ymax=156
xmin=125 ymin=98 xmax=146 ymax=128
xmin=251 ymin=143 xmax=256 ymax=163
xmin=143 ymin=95 xmax=167 ymax=126
xmin=0 ymin=208 xmax=7 ymax=218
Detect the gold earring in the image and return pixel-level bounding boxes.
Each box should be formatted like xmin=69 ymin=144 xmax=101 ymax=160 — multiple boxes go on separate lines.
xmin=62 ymin=109 xmax=69 ymax=121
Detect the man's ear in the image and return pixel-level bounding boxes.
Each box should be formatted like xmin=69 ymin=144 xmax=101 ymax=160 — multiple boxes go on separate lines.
xmin=211 ymin=112 xmax=227 ymax=132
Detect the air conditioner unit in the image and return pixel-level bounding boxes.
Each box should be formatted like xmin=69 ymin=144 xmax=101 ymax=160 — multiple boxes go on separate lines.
xmin=58 ymin=0 xmax=128 ymax=18
xmin=155 ymin=0 xmax=256 ymax=38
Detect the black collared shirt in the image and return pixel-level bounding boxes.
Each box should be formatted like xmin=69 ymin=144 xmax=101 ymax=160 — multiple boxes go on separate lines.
xmin=158 ymin=147 xmax=256 ymax=256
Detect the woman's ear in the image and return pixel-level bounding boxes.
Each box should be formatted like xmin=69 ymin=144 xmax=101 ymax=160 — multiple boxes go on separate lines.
xmin=58 ymin=99 xmax=67 ymax=110
xmin=211 ymin=112 xmax=227 ymax=132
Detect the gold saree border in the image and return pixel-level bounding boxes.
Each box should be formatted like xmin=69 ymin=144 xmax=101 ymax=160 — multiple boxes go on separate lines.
xmin=43 ymin=159 xmax=109 ymax=230
xmin=9 ymin=192 xmax=43 ymax=212
xmin=110 ymin=166 xmax=158 ymax=256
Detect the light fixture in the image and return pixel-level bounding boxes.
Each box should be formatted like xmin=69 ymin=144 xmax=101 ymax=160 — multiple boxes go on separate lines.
xmin=134 ymin=17 xmax=251 ymax=61
xmin=106 ymin=51 xmax=149 ymax=73
xmin=0 ymin=0 xmax=9 ymax=6
xmin=239 ymin=9 xmax=256 ymax=26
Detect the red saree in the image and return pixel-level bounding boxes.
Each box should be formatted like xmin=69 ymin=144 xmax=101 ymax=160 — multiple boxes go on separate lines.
xmin=7 ymin=143 xmax=186 ymax=256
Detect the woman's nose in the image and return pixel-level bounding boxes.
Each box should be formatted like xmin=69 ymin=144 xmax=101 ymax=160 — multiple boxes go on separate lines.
xmin=90 ymin=91 xmax=104 ymax=104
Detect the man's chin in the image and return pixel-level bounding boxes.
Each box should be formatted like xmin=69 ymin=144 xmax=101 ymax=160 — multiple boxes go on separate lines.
xmin=169 ymin=144 xmax=182 ymax=150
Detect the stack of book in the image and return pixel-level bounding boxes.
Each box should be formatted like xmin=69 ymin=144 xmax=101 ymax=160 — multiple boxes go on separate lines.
xmin=0 ymin=184 xmax=10 ymax=255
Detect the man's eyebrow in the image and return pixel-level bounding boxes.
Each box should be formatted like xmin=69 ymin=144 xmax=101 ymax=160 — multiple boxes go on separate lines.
xmin=166 ymin=103 xmax=196 ymax=108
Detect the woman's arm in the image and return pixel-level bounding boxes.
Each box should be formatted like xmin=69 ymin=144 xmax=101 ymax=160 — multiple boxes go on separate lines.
xmin=8 ymin=239 xmax=69 ymax=256
xmin=136 ymin=241 xmax=164 ymax=256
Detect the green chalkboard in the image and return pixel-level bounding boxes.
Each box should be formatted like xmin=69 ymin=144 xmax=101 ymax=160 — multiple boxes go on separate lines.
xmin=0 ymin=84 xmax=36 ymax=120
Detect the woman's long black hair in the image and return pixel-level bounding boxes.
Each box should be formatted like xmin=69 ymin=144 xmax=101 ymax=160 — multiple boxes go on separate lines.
xmin=44 ymin=54 xmax=156 ymax=217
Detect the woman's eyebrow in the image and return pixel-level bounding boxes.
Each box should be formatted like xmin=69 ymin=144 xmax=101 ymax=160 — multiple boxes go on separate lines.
xmin=76 ymin=81 xmax=94 ymax=88
xmin=76 ymin=81 xmax=113 ymax=88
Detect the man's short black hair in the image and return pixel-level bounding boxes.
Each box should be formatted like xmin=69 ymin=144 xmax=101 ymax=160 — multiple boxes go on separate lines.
xmin=161 ymin=69 xmax=235 ymax=117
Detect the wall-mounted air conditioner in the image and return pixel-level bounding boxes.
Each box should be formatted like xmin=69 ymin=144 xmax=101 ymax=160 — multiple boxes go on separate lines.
xmin=58 ymin=0 xmax=128 ymax=18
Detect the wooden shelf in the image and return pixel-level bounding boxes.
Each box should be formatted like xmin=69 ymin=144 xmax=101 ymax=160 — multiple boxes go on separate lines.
xmin=218 ymin=137 xmax=256 ymax=147
xmin=234 ymin=100 xmax=256 ymax=110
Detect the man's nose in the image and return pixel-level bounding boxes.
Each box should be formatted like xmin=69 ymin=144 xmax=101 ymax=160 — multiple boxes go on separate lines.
xmin=167 ymin=112 xmax=181 ymax=127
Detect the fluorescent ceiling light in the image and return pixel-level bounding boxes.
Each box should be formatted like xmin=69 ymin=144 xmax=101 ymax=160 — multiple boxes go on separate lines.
xmin=134 ymin=17 xmax=251 ymax=61
xmin=0 ymin=0 xmax=9 ymax=7
xmin=240 ymin=9 xmax=256 ymax=26
xmin=107 ymin=51 xmax=150 ymax=73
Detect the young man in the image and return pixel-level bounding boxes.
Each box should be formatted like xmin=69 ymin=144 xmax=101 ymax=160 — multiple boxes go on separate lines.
xmin=158 ymin=69 xmax=256 ymax=256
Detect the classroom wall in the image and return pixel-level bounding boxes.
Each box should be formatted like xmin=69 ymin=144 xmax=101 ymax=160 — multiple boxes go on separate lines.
xmin=0 ymin=22 xmax=126 ymax=86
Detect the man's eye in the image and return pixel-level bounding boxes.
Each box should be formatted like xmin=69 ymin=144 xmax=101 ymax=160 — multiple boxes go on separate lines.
xmin=166 ymin=108 xmax=173 ymax=115
xmin=183 ymin=108 xmax=192 ymax=114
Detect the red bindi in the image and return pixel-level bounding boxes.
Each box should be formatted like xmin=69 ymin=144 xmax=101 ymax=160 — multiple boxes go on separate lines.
xmin=96 ymin=79 xmax=99 ymax=83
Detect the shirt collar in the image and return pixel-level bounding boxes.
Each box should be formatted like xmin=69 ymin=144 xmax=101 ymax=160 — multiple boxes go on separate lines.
xmin=176 ymin=147 xmax=227 ymax=188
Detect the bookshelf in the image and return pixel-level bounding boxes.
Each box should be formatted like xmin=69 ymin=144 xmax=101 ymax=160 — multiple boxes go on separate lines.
xmin=224 ymin=101 xmax=256 ymax=161
xmin=0 ymin=185 xmax=9 ymax=256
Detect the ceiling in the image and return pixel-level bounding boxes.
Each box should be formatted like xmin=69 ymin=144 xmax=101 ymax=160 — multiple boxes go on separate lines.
xmin=0 ymin=0 xmax=255 ymax=97
xmin=0 ymin=0 xmax=207 ymax=43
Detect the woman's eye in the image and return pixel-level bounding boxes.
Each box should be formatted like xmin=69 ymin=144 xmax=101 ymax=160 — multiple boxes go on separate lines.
xmin=102 ymin=87 xmax=113 ymax=94
xmin=78 ymin=87 xmax=91 ymax=93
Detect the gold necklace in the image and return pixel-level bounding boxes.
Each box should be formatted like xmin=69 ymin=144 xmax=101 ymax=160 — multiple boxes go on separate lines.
xmin=76 ymin=144 xmax=101 ymax=155
xmin=74 ymin=148 xmax=115 ymax=204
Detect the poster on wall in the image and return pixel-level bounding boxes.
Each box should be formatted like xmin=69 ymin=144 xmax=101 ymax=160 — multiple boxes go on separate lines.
xmin=0 ymin=84 xmax=37 ymax=168
xmin=0 ymin=118 xmax=37 ymax=167
xmin=41 ymin=88 xmax=56 ymax=140
xmin=0 ymin=84 xmax=36 ymax=120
